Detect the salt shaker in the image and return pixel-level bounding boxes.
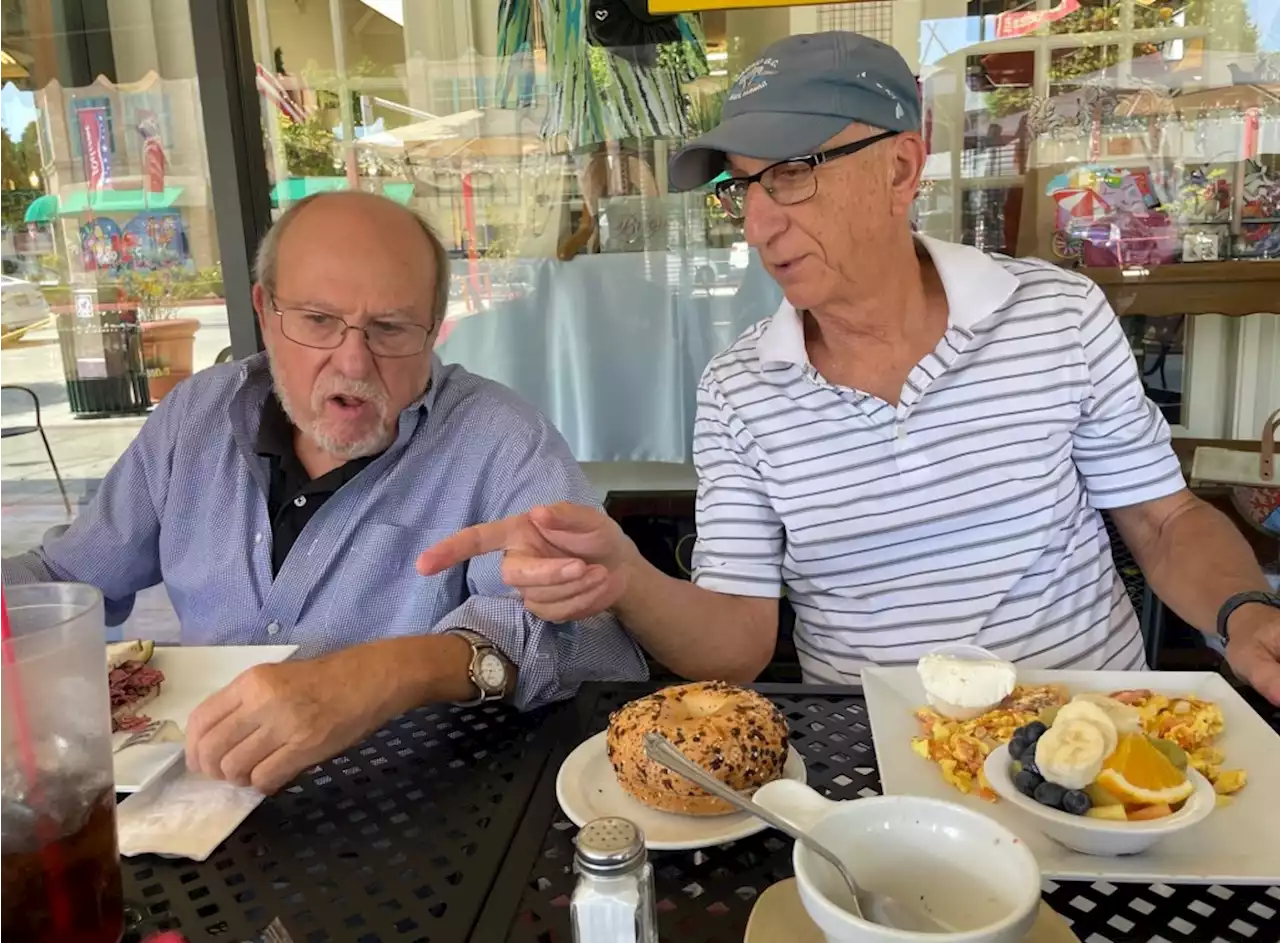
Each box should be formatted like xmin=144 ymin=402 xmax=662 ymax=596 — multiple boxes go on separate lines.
xmin=571 ymin=817 xmax=658 ymax=943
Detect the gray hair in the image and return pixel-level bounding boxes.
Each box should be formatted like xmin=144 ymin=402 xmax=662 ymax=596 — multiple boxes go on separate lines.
xmin=254 ymin=192 xmax=451 ymax=326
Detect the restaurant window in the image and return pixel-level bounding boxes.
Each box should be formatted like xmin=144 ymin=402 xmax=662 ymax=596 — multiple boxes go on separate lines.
xmin=1 ymin=1 xmax=235 ymax=549
xmin=920 ymin=0 xmax=1278 ymax=437
xmin=241 ymin=0 xmax=1276 ymax=471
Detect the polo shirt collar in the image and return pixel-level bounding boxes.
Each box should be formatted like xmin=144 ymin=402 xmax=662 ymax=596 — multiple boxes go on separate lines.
xmin=756 ymin=235 xmax=1021 ymax=368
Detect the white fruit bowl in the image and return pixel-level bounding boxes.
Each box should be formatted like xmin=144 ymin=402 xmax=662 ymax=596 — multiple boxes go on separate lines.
xmin=983 ymin=744 xmax=1216 ymax=856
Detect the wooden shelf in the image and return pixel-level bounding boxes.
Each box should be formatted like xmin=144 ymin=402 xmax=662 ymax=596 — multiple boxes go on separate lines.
xmin=1081 ymin=261 xmax=1280 ymax=318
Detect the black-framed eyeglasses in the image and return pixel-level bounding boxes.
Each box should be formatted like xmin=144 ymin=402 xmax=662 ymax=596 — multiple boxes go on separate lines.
xmin=269 ymin=297 xmax=433 ymax=358
xmin=713 ymin=129 xmax=900 ymax=222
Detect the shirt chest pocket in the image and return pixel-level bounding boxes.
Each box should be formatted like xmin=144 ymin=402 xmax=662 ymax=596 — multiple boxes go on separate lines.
xmin=324 ymin=523 xmax=466 ymax=639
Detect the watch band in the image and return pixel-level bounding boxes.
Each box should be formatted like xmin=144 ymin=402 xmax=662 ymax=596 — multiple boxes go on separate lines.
xmin=447 ymin=629 xmax=509 ymax=706
xmin=1216 ymin=591 xmax=1280 ymax=645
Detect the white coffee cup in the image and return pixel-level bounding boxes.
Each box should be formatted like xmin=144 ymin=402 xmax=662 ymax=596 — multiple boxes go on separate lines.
xmin=753 ymin=780 xmax=1041 ymax=943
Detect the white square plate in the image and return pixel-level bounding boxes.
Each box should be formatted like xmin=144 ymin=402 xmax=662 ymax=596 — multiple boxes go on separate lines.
xmin=113 ymin=645 xmax=298 ymax=793
xmin=862 ymin=668 xmax=1280 ymax=883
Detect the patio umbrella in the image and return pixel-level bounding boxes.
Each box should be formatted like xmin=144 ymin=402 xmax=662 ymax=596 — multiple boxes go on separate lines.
xmin=361 ymin=109 xmax=545 ymax=148
xmin=403 ymin=136 xmax=543 ymax=161
xmin=1117 ymin=83 xmax=1280 ymax=117
xmin=1053 ymin=188 xmax=1112 ymax=221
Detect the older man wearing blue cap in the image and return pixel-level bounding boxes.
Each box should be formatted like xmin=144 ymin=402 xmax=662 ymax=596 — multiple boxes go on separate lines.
xmin=420 ymin=33 xmax=1280 ymax=704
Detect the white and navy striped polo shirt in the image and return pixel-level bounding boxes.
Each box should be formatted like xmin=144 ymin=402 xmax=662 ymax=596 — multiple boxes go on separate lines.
xmin=691 ymin=236 xmax=1186 ymax=684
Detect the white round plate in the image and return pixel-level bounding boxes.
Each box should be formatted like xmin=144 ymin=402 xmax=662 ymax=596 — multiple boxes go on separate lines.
xmin=555 ymin=730 xmax=807 ymax=851
xmin=744 ymin=880 xmax=1081 ymax=943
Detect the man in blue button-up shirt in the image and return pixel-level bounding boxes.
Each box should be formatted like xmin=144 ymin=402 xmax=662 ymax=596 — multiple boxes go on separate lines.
xmin=3 ymin=192 xmax=648 ymax=792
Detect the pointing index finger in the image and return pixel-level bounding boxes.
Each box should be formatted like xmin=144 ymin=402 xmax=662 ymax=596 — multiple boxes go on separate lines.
xmin=416 ymin=516 xmax=524 ymax=575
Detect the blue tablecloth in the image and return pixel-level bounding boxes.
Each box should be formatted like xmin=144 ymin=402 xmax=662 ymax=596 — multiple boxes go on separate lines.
xmin=436 ymin=252 xmax=783 ymax=462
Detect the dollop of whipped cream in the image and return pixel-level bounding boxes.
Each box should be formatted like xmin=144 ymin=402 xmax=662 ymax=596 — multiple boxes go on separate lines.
xmin=917 ymin=652 xmax=1016 ymax=712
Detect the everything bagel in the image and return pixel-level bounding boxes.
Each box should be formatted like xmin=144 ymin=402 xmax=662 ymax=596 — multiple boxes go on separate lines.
xmin=606 ymin=682 xmax=790 ymax=815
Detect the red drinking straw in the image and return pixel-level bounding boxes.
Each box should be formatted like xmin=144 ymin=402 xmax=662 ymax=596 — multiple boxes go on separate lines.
xmin=1 ymin=585 xmax=74 ymax=932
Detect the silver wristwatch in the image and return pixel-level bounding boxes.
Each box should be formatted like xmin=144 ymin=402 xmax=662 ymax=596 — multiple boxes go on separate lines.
xmin=448 ymin=630 xmax=511 ymax=706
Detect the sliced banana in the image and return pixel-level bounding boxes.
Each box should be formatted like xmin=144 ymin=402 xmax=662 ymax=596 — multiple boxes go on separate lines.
xmin=1070 ymin=692 xmax=1142 ymax=735
xmin=1053 ymin=699 xmax=1119 ymax=758
xmin=1034 ymin=719 xmax=1108 ymax=790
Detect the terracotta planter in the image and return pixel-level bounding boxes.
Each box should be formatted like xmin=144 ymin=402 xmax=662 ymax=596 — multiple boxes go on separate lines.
xmin=140 ymin=317 xmax=200 ymax=402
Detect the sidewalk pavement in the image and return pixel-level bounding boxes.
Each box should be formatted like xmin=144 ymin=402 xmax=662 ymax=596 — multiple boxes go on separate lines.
xmin=1 ymin=417 xmax=146 ymax=484
xmin=0 ymin=477 xmax=180 ymax=642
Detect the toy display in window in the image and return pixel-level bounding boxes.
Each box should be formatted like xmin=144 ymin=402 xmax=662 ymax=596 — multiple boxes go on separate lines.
xmin=1236 ymin=160 xmax=1280 ymax=259
xmin=1044 ymin=166 xmax=1175 ymax=266
xmin=1171 ymin=164 xmax=1233 ymax=224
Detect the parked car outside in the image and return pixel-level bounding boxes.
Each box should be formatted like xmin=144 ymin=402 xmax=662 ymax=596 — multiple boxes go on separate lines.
xmin=1 ymin=275 xmax=52 ymax=344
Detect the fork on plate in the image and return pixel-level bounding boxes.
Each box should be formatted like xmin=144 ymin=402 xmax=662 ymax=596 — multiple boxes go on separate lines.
xmin=113 ymin=720 xmax=166 ymax=752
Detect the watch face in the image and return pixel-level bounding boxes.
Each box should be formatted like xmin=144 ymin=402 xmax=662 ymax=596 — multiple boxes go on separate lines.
xmin=477 ymin=652 xmax=507 ymax=692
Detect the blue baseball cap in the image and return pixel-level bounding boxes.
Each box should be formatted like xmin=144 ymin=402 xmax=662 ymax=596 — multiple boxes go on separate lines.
xmin=669 ymin=31 xmax=921 ymax=191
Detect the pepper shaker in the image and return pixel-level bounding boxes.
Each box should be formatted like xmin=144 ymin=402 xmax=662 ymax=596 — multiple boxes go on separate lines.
xmin=571 ymin=817 xmax=658 ymax=943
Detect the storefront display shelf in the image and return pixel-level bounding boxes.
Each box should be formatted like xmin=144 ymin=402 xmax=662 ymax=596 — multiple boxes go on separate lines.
xmin=1083 ymin=260 xmax=1280 ymax=317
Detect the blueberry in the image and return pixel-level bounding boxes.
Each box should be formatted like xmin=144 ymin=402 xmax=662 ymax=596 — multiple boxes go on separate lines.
xmin=1013 ymin=769 xmax=1042 ymax=797
xmin=1008 ymin=735 xmax=1027 ymax=761
xmin=1061 ymin=790 xmax=1092 ymax=816
xmin=1022 ymin=755 xmax=1041 ymax=778
xmin=1034 ymin=781 xmax=1067 ymax=809
xmin=1023 ymin=721 xmax=1048 ymax=743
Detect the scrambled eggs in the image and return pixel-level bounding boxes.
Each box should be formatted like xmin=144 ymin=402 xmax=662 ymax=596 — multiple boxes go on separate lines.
xmin=911 ymin=685 xmax=1248 ymax=801
xmin=910 ymin=684 xmax=1069 ymax=802
xmin=1110 ymin=689 xmax=1248 ymax=795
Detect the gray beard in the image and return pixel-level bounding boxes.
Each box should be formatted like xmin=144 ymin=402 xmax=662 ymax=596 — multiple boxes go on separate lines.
xmin=268 ymin=357 xmax=395 ymax=461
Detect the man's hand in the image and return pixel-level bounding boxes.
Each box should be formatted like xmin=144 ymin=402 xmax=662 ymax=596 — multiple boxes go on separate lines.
xmin=1225 ymin=607 xmax=1280 ymax=705
xmin=416 ymin=502 xmax=637 ymax=622
xmin=185 ymin=651 xmax=392 ymax=794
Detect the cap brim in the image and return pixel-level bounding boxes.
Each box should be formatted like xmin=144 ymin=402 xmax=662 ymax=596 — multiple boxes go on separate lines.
xmin=668 ymin=111 xmax=852 ymax=191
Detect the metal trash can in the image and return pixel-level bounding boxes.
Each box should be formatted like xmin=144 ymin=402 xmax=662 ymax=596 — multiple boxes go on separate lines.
xmin=56 ymin=290 xmax=151 ymax=418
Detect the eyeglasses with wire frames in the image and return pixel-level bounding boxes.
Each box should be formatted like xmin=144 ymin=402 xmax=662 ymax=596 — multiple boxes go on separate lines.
xmin=269 ymin=297 xmax=434 ymax=358
xmin=713 ymin=129 xmax=900 ymax=222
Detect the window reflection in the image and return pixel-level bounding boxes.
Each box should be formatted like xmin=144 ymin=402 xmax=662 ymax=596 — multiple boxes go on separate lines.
xmin=235 ymin=0 xmax=1278 ymax=460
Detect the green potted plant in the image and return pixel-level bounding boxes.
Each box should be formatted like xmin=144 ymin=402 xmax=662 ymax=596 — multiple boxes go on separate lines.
xmin=120 ymin=268 xmax=201 ymax=403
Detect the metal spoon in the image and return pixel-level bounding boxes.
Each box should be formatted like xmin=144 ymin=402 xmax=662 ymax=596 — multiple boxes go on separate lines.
xmin=643 ymin=732 xmax=865 ymax=917
xmin=643 ymin=731 xmax=950 ymax=933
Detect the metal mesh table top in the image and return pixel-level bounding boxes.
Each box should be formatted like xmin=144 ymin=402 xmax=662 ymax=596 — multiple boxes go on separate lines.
xmin=488 ymin=683 xmax=1280 ymax=943
xmin=121 ymin=702 xmax=561 ymax=943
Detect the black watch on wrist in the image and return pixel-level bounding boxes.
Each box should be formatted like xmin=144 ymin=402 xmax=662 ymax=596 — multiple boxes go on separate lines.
xmin=1216 ymin=591 xmax=1280 ymax=645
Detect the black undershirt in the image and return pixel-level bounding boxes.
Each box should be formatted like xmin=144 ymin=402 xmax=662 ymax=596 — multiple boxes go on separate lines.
xmin=256 ymin=395 xmax=379 ymax=576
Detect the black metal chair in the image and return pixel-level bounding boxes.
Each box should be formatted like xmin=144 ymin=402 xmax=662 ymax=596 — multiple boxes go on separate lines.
xmin=1 ymin=385 xmax=72 ymax=516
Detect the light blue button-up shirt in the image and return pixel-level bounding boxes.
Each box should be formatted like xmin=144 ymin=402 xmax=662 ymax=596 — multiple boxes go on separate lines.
xmin=2 ymin=353 xmax=649 ymax=709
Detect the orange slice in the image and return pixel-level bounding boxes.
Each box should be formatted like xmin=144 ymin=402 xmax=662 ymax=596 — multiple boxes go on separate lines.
xmin=1095 ymin=733 xmax=1194 ymax=805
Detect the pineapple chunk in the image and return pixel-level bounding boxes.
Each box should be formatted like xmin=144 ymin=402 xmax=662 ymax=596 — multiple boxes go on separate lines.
xmin=1084 ymin=781 xmax=1124 ymax=807
xmin=1086 ymin=805 xmax=1128 ymax=821
xmin=1127 ymin=803 xmax=1173 ymax=821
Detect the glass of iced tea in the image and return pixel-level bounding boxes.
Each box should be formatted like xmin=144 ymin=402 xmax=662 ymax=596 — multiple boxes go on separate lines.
xmin=2 ymin=583 xmax=124 ymax=943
